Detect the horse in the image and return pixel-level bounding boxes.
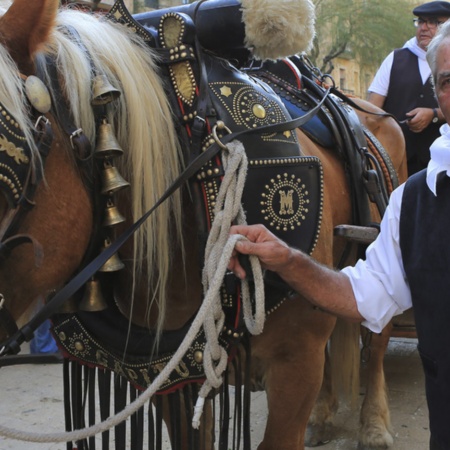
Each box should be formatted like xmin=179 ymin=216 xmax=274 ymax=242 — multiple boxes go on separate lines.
xmin=0 ymin=0 xmax=407 ymax=449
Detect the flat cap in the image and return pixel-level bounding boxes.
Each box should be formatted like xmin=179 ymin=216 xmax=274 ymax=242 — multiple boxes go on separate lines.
xmin=413 ymin=1 xmax=450 ymax=17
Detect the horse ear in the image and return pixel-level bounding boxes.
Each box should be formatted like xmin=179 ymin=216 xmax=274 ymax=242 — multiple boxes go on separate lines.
xmin=0 ymin=0 xmax=59 ymax=74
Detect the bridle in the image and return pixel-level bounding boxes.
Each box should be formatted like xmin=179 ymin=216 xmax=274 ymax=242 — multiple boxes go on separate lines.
xmin=0 ymin=64 xmax=92 ymax=344
xmin=0 ymin=76 xmax=54 ymax=339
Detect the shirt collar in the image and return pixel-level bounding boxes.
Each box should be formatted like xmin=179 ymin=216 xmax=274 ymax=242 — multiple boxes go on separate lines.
xmin=427 ymin=123 xmax=450 ymax=195
xmin=403 ymin=37 xmax=427 ymax=61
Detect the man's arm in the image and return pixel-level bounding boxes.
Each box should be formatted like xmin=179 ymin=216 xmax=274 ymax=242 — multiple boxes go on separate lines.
xmin=228 ymin=224 xmax=364 ymax=323
xmin=367 ymin=92 xmax=386 ymax=109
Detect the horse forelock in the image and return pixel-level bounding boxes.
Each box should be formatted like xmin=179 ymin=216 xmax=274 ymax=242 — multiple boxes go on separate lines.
xmin=45 ymin=9 xmax=184 ymax=331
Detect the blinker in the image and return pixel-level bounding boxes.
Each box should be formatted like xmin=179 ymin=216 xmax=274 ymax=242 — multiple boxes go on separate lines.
xmin=0 ymin=102 xmax=32 ymax=207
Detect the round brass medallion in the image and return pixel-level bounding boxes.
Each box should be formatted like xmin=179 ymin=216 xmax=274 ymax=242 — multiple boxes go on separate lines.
xmin=253 ymin=103 xmax=266 ymax=119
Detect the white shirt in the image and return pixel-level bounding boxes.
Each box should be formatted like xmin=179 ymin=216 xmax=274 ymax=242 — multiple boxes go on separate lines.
xmin=342 ymin=123 xmax=450 ymax=333
xmin=368 ymin=37 xmax=431 ymax=96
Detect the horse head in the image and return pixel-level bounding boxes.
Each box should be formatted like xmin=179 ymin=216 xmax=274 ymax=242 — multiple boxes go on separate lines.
xmin=0 ymin=0 xmax=189 ymax=345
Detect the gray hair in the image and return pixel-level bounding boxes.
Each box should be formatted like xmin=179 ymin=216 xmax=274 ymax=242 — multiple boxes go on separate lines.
xmin=427 ymin=20 xmax=450 ymax=84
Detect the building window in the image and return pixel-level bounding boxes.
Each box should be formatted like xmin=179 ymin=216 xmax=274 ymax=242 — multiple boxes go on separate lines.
xmin=339 ymin=68 xmax=346 ymax=90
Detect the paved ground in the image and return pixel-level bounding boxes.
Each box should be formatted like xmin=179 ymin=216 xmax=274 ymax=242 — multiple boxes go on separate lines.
xmin=0 ymin=337 xmax=427 ymax=449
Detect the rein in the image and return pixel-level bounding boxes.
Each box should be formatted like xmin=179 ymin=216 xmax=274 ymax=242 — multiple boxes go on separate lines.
xmin=0 ymin=87 xmax=330 ymax=357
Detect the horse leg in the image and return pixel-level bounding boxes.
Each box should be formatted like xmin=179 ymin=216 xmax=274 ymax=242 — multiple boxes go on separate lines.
xmin=253 ymin=296 xmax=336 ymax=450
xmin=358 ymin=323 xmax=394 ymax=450
xmin=305 ymin=347 xmax=338 ymax=446
xmin=159 ymin=390 xmax=215 ymax=450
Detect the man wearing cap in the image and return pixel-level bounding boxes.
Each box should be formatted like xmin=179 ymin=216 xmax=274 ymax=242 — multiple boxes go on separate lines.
xmin=368 ymin=1 xmax=450 ymax=175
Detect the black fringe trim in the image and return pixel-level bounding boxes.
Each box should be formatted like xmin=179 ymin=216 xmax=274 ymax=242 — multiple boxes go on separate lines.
xmin=62 ymin=336 xmax=252 ymax=450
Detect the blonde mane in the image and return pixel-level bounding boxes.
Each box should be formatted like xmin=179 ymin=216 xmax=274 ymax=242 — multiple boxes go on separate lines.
xmin=41 ymin=9 xmax=183 ymax=331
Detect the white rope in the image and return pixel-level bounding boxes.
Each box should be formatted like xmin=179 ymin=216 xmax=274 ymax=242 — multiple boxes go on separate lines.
xmin=0 ymin=140 xmax=266 ymax=443
xmin=192 ymin=140 xmax=266 ymax=428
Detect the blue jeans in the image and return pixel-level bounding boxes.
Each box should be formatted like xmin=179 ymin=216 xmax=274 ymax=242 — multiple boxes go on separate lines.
xmin=30 ymin=320 xmax=58 ymax=354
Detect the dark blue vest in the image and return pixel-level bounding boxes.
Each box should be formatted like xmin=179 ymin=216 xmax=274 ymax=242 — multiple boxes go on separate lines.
xmin=383 ymin=48 xmax=441 ymax=175
xmin=400 ymin=170 xmax=450 ymax=447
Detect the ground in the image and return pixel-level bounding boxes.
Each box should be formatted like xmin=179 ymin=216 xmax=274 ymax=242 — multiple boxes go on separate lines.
xmin=0 ymin=338 xmax=427 ymax=449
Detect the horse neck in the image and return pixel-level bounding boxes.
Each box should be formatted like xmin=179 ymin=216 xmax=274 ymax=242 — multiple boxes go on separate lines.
xmin=113 ymin=189 xmax=203 ymax=331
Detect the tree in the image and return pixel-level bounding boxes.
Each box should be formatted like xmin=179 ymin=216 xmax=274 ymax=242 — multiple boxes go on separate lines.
xmin=310 ymin=0 xmax=414 ymax=74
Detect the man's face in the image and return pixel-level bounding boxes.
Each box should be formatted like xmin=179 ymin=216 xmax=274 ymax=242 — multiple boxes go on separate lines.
xmin=435 ymin=37 xmax=450 ymax=122
xmin=416 ymin=16 xmax=449 ymax=50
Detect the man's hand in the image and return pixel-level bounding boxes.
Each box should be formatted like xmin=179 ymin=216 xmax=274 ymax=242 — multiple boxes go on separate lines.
xmin=228 ymin=224 xmax=292 ymax=279
xmin=405 ymin=107 xmax=435 ymax=132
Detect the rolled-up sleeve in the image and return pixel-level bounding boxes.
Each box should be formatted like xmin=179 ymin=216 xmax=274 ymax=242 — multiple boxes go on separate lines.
xmin=341 ymin=184 xmax=412 ymax=333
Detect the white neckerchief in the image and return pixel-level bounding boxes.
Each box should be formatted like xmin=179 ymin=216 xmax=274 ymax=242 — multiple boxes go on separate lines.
xmin=427 ymin=123 xmax=450 ymax=195
xmin=403 ymin=36 xmax=427 ymax=60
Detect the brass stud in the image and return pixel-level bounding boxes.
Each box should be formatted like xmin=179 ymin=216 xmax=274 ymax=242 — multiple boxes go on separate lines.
xmin=74 ymin=341 xmax=85 ymax=352
xmin=194 ymin=350 xmax=203 ymax=364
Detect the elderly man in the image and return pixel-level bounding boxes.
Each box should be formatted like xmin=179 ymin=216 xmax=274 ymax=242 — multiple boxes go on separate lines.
xmin=368 ymin=0 xmax=450 ymax=175
xmin=228 ymin=19 xmax=450 ymax=450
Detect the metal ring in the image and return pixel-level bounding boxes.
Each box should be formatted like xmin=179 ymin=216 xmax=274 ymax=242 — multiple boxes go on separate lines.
xmin=34 ymin=115 xmax=50 ymax=130
xmin=212 ymin=121 xmax=232 ymax=150
xmin=69 ymin=128 xmax=84 ymax=150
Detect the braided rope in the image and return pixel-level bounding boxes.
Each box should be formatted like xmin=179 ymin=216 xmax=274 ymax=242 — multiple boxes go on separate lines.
xmin=193 ymin=139 xmax=265 ymax=428
xmin=0 ymin=140 xmax=266 ymax=443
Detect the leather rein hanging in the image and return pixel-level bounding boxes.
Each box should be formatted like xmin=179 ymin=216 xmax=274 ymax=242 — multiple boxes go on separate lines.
xmin=0 ymin=61 xmax=331 ymax=356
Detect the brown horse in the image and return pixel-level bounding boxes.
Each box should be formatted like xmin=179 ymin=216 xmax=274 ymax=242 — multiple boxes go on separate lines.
xmin=0 ymin=0 xmax=406 ymax=449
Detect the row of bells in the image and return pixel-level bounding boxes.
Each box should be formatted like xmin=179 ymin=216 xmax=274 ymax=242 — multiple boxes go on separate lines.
xmin=79 ymin=75 xmax=128 ymax=312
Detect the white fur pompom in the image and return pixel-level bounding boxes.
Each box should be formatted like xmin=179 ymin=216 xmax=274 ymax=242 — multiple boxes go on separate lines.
xmin=240 ymin=0 xmax=316 ymax=61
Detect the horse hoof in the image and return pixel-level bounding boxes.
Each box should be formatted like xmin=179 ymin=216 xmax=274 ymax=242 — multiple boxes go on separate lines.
xmin=305 ymin=423 xmax=333 ymax=447
xmin=357 ymin=428 xmax=394 ymax=450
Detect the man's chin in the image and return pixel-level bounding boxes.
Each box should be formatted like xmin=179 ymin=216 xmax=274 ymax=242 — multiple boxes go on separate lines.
xmin=419 ymin=38 xmax=432 ymax=50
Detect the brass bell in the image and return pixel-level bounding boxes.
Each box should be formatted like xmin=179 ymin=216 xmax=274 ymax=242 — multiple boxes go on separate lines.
xmin=58 ymin=296 xmax=79 ymax=314
xmin=98 ymin=238 xmax=125 ymax=272
xmin=91 ymin=74 xmax=121 ymax=106
xmin=79 ymin=278 xmax=108 ymax=311
xmin=94 ymin=119 xmax=124 ymax=159
xmin=103 ymin=198 xmax=126 ymax=227
xmin=101 ymin=161 xmax=130 ymax=195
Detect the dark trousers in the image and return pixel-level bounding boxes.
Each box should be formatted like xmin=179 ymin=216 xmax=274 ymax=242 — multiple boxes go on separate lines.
xmin=430 ymin=435 xmax=444 ymax=450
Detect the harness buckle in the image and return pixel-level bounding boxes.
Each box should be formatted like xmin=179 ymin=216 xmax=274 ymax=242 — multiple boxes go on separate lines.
xmin=34 ymin=115 xmax=50 ymax=130
xmin=69 ymin=128 xmax=84 ymax=150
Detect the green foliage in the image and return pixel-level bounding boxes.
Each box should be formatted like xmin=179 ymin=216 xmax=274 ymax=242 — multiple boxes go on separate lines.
xmin=310 ymin=0 xmax=414 ymax=73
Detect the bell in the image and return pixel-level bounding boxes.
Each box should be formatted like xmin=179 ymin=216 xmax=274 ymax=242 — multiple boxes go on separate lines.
xmin=79 ymin=278 xmax=108 ymax=311
xmin=57 ymin=296 xmax=78 ymax=314
xmin=91 ymin=74 xmax=121 ymax=106
xmin=101 ymin=161 xmax=130 ymax=195
xmin=103 ymin=198 xmax=126 ymax=227
xmin=94 ymin=119 xmax=124 ymax=159
xmin=98 ymin=238 xmax=125 ymax=272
